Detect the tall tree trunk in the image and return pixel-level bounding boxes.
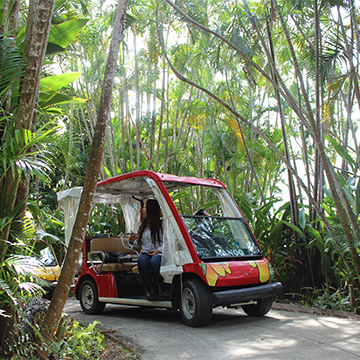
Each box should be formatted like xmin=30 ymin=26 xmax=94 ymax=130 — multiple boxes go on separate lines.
xmin=164 ymin=67 xmax=170 ymax=172
xmin=19 ymin=0 xmax=54 ymax=132
xmin=134 ymin=26 xmax=141 ymax=169
xmin=266 ymin=13 xmax=298 ymax=228
xmin=125 ymin=75 xmax=135 ymax=171
xmin=156 ymin=56 xmax=166 ymax=169
xmin=63 ymin=117 xmax=74 ymax=188
xmin=338 ymin=6 xmax=360 ymax=113
xmin=0 ymin=0 xmax=22 ymax=113
xmin=80 ymin=107 xmax=92 ymax=146
xmin=119 ymin=81 xmax=126 ymax=172
xmin=122 ymin=42 xmax=134 ymax=171
xmin=312 ymin=0 xmax=323 ymax=231
xmin=106 ymin=119 xmax=116 ymax=176
xmin=76 ymin=109 xmax=86 ymax=155
xmin=0 ymin=0 xmax=9 ymax=33
xmin=224 ymin=63 xmax=264 ymax=201
xmin=110 ymin=111 xmax=119 ymax=172
xmin=36 ymin=1 xmax=129 ymax=357
xmin=149 ymin=63 xmax=157 ymax=169
xmin=8 ymin=0 xmax=21 ymax=37
xmin=175 ymin=86 xmax=193 ymax=150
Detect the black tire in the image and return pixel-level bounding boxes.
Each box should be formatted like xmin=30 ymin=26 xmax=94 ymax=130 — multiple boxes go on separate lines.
xmin=79 ymin=279 xmax=106 ymax=314
xmin=242 ymin=297 xmax=273 ymax=317
xmin=180 ymin=279 xmax=212 ymax=327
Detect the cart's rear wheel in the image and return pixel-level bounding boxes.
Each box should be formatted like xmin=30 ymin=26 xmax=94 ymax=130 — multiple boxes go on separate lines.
xmin=79 ymin=279 xmax=105 ymax=314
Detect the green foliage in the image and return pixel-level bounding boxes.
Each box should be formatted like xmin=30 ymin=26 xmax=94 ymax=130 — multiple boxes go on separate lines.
xmin=0 ymin=0 xmax=5 ymax=25
xmin=0 ymin=36 xmax=26 ymax=109
xmin=88 ymin=204 xmax=125 ymax=236
xmin=324 ymin=134 xmax=356 ymax=174
xmin=300 ymin=285 xmax=355 ymax=312
xmin=0 ymin=123 xmax=57 ymax=183
xmin=39 ymin=72 xmax=87 ymax=112
xmin=4 ymin=326 xmax=39 ymax=359
xmin=50 ymin=319 xmax=105 ymax=360
xmin=0 ymin=246 xmax=45 ymax=318
xmin=321 ymin=176 xmax=360 ymax=288
xmin=235 ymin=195 xmax=302 ymax=285
xmin=48 ymin=19 xmax=89 ymax=49
xmin=4 ymin=307 xmax=106 ymax=360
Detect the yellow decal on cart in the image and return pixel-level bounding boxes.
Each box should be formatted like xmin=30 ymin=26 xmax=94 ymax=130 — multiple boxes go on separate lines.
xmin=200 ymin=263 xmax=232 ymax=286
xmin=248 ymin=260 xmax=270 ymax=283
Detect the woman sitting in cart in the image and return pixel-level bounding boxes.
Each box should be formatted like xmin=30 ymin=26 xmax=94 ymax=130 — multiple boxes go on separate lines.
xmin=128 ymin=199 xmax=169 ymax=300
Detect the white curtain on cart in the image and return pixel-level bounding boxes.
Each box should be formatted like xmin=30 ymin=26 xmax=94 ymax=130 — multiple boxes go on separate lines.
xmin=57 ymin=187 xmax=82 ymax=247
xmin=146 ymin=179 xmax=192 ymax=284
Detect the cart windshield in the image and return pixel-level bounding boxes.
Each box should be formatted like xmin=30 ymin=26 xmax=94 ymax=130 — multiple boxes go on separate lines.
xmin=181 ymin=215 xmax=262 ymax=260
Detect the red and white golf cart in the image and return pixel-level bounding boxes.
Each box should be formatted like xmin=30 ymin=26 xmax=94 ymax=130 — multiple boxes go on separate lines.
xmin=58 ymin=171 xmax=282 ymax=326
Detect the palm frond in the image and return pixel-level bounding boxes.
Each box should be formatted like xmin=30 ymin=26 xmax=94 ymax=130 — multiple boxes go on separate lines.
xmin=0 ymin=35 xmax=27 ymax=107
xmin=19 ymin=281 xmax=44 ymax=295
xmin=6 ymin=255 xmax=42 ymax=275
xmin=0 ymin=277 xmax=17 ymax=307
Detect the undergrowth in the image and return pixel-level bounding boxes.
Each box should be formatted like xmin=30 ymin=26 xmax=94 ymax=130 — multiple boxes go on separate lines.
xmin=285 ymin=284 xmax=359 ymax=312
xmin=2 ymin=310 xmax=105 ymax=359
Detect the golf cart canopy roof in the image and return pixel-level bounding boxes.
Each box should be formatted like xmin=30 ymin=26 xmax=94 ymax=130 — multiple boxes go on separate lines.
xmin=56 ymin=171 xmax=232 ymax=249
xmin=57 ymin=171 xmax=225 ymax=204
xmin=93 ymin=171 xmax=225 ymax=203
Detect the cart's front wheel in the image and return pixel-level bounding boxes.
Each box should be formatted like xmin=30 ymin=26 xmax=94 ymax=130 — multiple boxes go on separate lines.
xmin=79 ymin=279 xmax=105 ymax=314
xmin=180 ymin=279 xmax=212 ymax=327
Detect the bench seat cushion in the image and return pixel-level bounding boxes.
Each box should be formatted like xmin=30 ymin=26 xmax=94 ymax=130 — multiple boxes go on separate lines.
xmin=95 ymin=262 xmax=137 ymax=273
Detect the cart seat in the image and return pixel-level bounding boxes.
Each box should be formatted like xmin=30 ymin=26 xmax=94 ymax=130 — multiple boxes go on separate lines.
xmin=94 ymin=262 xmax=137 ymax=272
xmin=90 ymin=236 xmax=139 ymax=274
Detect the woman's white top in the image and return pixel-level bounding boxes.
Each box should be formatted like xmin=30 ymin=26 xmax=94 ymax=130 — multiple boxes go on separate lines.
xmin=135 ymin=222 xmax=164 ymax=253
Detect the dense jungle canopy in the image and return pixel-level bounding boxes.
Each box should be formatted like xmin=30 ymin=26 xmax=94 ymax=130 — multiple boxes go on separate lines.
xmin=1 ymin=0 xmax=360 ymax=356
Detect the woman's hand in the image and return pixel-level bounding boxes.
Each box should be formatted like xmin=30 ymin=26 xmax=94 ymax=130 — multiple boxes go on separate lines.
xmin=148 ymin=249 xmax=160 ymax=256
xmin=129 ymin=230 xmax=138 ymax=244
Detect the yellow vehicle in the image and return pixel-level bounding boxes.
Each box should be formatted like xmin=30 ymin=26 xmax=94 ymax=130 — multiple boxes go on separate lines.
xmin=25 ymin=212 xmax=62 ymax=298
xmin=35 ymin=244 xmax=61 ymax=281
xmin=33 ymin=243 xmax=61 ymax=299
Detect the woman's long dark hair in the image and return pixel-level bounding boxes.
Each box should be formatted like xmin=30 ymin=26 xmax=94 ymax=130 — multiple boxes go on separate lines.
xmin=138 ymin=199 xmax=163 ymax=247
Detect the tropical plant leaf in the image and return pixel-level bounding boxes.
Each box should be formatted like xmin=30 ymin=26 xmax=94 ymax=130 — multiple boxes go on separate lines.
xmin=306 ymin=225 xmax=324 ymax=252
xmin=0 ymin=9 xmax=4 ymax=28
xmin=230 ymin=29 xmax=254 ymax=57
xmin=39 ymin=93 xmax=86 ymax=108
xmin=0 ymin=35 xmax=26 ymax=103
xmin=6 ymin=255 xmax=42 ymax=274
xmin=48 ymin=19 xmax=89 ymax=48
xmin=324 ymin=0 xmax=346 ymax=6
xmin=221 ymin=117 xmax=244 ymax=147
xmin=0 ymin=278 xmax=17 ymax=305
xmin=40 ymin=72 xmax=81 ymax=91
xmin=323 ymin=186 xmax=333 ymax=201
xmin=46 ymin=42 xmax=66 ymax=55
xmin=326 ymin=74 xmax=348 ymax=92
xmin=281 ymin=220 xmax=303 ymax=235
xmin=299 ymin=208 xmax=306 ymax=230
xmin=19 ymin=282 xmax=45 ymax=295
xmin=324 ymin=134 xmax=356 ymax=171
xmin=102 ymin=165 xmax=112 ymax=178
